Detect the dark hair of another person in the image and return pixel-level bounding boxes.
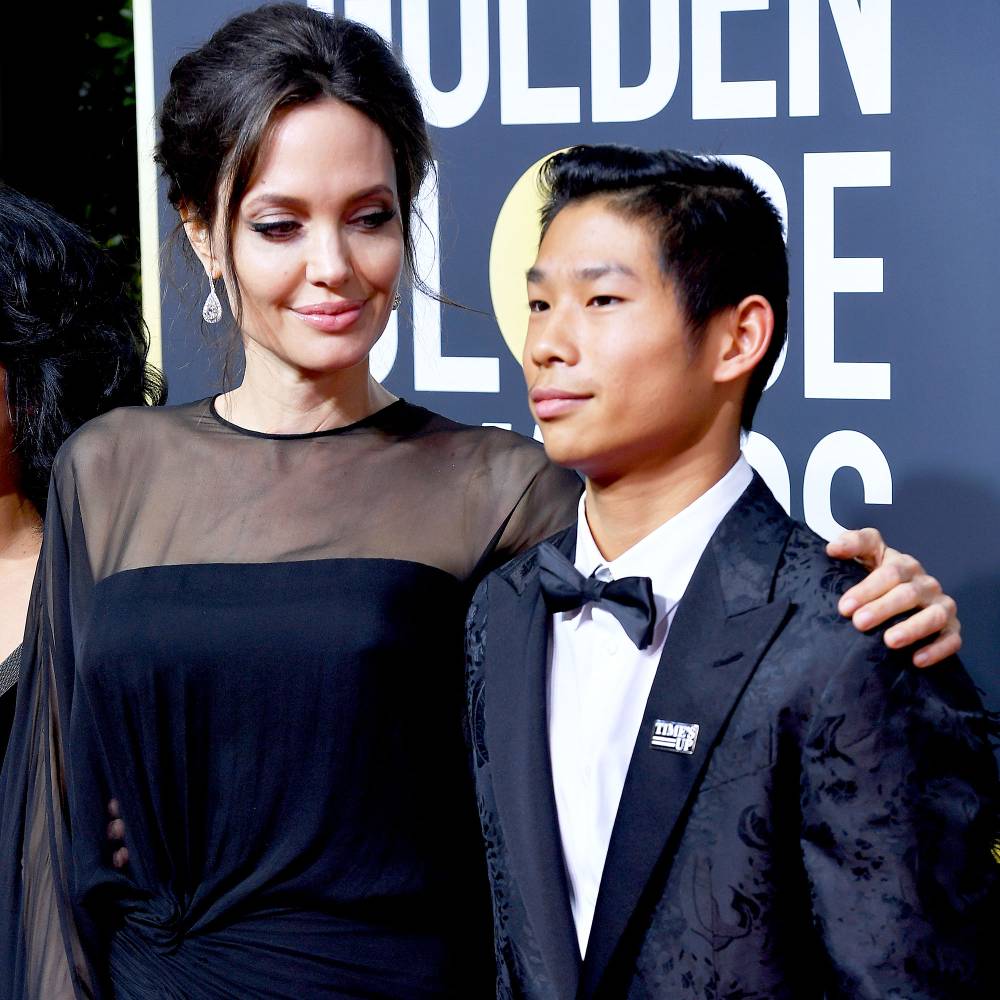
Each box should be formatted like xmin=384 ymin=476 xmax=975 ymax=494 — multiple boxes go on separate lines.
xmin=0 ymin=185 xmax=166 ymax=517
xmin=539 ymin=145 xmax=789 ymax=431
xmin=156 ymin=2 xmax=433 ymax=325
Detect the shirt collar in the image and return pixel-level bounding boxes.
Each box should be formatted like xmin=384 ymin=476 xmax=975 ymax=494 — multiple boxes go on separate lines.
xmin=567 ymin=456 xmax=754 ymax=628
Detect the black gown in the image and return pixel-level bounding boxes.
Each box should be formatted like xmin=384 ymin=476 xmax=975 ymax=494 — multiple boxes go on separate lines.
xmin=0 ymin=398 xmax=581 ymax=999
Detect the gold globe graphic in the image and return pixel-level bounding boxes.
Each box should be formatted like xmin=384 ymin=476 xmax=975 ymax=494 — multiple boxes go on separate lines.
xmin=488 ymin=149 xmax=568 ymax=362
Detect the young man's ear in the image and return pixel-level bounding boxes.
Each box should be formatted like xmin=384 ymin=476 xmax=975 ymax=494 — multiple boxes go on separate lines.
xmin=712 ymin=295 xmax=774 ymax=385
xmin=180 ymin=202 xmax=221 ymax=281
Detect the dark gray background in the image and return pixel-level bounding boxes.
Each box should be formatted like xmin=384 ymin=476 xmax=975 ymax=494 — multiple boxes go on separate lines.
xmin=150 ymin=1 xmax=998 ymax=705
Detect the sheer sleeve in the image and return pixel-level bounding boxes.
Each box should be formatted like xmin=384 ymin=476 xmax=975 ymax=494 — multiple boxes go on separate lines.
xmin=0 ymin=457 xmax=96 ymax=999
xmin=474 ymin=455 xmax=581 ymax=581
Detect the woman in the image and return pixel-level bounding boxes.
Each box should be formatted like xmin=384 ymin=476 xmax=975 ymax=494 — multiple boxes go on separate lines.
xmin=0 ymin=185 xmax=164 ymax=759
xmin=0 ymin=6 xmax=960 ymax=998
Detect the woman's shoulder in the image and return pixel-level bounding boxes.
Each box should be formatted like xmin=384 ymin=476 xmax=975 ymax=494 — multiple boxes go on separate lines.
xmin=398 ymin=401 xmax=581 ymax=521
xmin=54 ymin=399 xmax=211 ymax=479
xmin=399 ymin=401 xmax=551 ymax=468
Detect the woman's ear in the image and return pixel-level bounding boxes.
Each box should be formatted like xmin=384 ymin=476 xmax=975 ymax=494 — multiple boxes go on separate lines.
xmin=180 ymin=202 xmax=221 ymax=280
xmin=712 ymin=294 xmax=774 ymax=385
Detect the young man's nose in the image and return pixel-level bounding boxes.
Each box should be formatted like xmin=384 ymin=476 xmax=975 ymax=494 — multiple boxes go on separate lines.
xmin=527 ymin=307 xmax=580 ymax=368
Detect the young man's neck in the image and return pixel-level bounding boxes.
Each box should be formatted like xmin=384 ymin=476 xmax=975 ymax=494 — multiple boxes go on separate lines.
xmin=583 ymin=442 xmax=742 ymax=562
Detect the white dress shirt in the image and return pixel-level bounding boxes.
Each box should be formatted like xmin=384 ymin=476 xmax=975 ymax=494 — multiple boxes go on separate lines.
xmin=547 ymin=456 xmax=753 ymax=955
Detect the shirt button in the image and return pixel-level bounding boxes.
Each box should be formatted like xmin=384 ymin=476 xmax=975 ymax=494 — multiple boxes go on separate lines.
xmin=605 ymin=641 xmax=618 ymax=657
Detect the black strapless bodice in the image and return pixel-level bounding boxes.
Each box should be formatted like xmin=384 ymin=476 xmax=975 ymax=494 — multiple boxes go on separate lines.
xmin=75 ymin=560 xmax=486 ymax=998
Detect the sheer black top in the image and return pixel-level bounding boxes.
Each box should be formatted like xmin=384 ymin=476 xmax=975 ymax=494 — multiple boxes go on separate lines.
xmin=0 ymin=398 xmax=580 ymax=999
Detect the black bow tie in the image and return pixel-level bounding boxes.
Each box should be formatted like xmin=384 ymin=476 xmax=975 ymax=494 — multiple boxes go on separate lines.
xmin=537 ymin=542 xmax=657 ymax=650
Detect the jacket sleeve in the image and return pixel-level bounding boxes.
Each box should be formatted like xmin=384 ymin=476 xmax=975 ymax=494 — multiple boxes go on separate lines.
xmin=799 ymin=633 xmax=998 ymax=998
xmin=465 ymin=576 xmax=527 ymax=999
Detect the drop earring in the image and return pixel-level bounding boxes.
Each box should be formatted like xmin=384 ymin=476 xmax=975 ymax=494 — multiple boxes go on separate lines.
xmin=391 ymin=290 xmax=401 ymax=311
xmin=202 ymin=277 xmax=223 ymax=324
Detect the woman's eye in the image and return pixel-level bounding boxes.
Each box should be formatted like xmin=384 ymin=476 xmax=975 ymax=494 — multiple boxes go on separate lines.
xmin=354 ymin=208 xmax=397 ymax=230
xmin=589 ymin=294 xmax=620 ymax=307
xmin=249 ymin=220 xmax=300 ymax=240
xmin=528 ymin=299 xmax=549 ymax=313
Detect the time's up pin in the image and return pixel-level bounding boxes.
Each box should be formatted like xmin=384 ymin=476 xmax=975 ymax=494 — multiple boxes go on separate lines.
xmin=650 ymin=719 xmax=699 ymax=754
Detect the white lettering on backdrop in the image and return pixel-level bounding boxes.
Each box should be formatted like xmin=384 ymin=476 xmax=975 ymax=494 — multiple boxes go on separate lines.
xmin=306 ymin=0 xmax=896 ymax=536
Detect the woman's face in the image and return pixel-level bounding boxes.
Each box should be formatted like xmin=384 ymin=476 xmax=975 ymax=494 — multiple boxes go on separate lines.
xmin=209 ymin=98 xmax=404 ymax=378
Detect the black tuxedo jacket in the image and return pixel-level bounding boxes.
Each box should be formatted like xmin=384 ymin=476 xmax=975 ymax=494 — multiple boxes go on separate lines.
xmin=465 ymin=475 xmax=997 ymax=999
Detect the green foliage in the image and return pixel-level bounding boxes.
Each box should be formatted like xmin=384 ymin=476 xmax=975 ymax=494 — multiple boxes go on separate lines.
xmin=0 ymin=2 xmax=142 ymax=301
xmin=78 ymin=1 xmax=141 ymax=298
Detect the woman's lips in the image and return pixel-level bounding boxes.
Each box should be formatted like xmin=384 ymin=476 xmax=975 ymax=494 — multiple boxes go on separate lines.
xmin=292 ymin=301 xmax=366 ymax=333
xmin=530 ymin=388 xmax=591 ymax=420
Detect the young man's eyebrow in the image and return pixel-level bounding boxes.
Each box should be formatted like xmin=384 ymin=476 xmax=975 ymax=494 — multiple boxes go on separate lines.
xmin=525 ymin=263 xmax=637 ymax=283
xmin=575 ymin=263 xmax=637 ymax=281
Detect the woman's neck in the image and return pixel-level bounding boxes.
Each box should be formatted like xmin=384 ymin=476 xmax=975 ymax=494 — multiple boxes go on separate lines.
xmin=0 ymin=478 xmax=42 ymax=561
xmin=0 ymin=481 xmax=42 ymax=662
xmin=217 ymin=351 xmax=397 ymax=435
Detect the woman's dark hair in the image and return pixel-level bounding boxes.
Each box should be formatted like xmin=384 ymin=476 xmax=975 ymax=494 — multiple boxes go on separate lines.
xmin=156 ymin=3 xmax=434 ymax=323
xmin=539 ymin=145 xmax=789 ymax=431
xmin=0 ymin=185 xmax=166 ymax=516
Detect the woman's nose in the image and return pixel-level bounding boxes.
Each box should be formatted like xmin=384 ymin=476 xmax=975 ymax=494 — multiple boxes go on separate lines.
xmin=305 ymin=230 xmax=352 ymax=289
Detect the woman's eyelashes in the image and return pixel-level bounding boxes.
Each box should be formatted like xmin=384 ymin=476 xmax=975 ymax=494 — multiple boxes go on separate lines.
xmin=248 ymin=207 xmax=396 ymax=241
xmin=249 ymin=219 xmax=300 ymax=240
xmin=354 ymin=207 xmax=396 ymax=229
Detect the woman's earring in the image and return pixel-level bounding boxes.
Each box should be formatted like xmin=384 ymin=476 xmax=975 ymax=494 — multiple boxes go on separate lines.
xmin=202 ymin=277 xmax=223 ymax=324
xmin=392 ymin=290 xmax=401 ymax=311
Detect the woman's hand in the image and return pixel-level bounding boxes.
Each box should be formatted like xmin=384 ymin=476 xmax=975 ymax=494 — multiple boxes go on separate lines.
xmin=827 ymin=528 xmax=960 ymax=667
xmin=107 ymin=798 xmax=129 ymax=869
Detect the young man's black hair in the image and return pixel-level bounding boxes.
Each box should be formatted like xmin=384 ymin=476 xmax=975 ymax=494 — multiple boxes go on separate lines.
xmin=539 ymin=144 xmax=787 ymax=429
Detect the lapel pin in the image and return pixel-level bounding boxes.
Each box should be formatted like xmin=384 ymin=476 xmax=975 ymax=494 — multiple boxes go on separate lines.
xmin=651 ymin=719 xmax=699 ymax=754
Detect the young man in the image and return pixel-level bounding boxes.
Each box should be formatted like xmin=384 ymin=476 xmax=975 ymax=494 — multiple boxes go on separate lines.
xmin=466 ymin=146 xmax=997 ymax=998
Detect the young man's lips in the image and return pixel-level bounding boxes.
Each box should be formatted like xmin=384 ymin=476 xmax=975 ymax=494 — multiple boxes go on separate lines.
xmin=530 ymin=388 xmax=591 ymax=420
xmin=292 ymin=301 xmax=366 ymax=332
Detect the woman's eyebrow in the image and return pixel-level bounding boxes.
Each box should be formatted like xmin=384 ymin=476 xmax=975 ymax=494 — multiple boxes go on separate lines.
xmin=242 ymin=192 xmax=308 ymax=213
xmin=243 ymin=185 xmax=397 ymax=214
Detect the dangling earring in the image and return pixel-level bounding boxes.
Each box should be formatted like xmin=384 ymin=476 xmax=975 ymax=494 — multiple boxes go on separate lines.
xmin=391 ymin=290 xmax=401 ymax=311
xmin=202 ymin=276 xmax=223 ymax=324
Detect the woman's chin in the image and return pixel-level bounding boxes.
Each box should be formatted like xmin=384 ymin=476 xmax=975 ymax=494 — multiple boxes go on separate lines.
xmin=249 ymin=337 xmax=380 ymax=379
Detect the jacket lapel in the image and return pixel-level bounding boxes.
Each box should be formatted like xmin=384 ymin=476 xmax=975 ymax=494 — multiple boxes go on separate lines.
xmin=579 ymin=476 xmax=794 ymax=998
xmin=487 ymin=526 xmax=581 ymax=996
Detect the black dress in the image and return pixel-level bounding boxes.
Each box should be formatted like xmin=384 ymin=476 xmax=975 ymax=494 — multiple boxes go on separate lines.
xmin=0 ymin=398 xmax=580 ymax=999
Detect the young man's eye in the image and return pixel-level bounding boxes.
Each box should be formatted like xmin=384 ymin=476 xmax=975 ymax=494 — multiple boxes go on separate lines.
xmin=249 ymin=220 xmax=300 ymax=240
xmin=355 ymin=208 xmax=397 ymax=229
xmin=528 ymin=299 xmax=550 ymax=313
xmin=589 ymin=294 xmax=621 ymax=307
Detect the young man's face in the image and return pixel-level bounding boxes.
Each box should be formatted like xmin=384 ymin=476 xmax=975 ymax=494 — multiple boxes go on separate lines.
xmin=523 ymin=197 xmax=720 ymax=483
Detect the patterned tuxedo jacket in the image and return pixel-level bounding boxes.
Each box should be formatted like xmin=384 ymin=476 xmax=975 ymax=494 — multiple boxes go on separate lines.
xmin=465 ymin=474 xmax=997 ymax=999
